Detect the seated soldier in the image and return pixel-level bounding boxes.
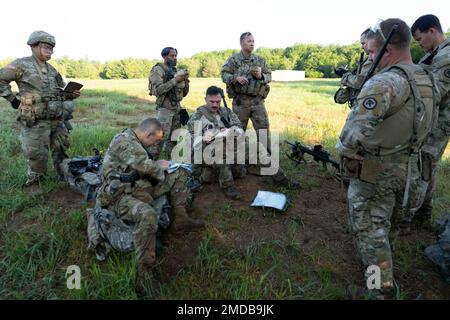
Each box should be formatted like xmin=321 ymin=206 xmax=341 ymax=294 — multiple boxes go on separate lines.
xmin=187 ymin=86 xmax=246 ymax=199
xmin=95 ymin=118 xmax=205 ymax=296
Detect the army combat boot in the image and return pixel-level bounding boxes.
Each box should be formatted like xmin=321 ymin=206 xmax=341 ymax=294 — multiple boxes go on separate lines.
xmin=223 ymin=186 xmax=241 ymax=200
xmin=272 ymin=169 xmax=300 ymax=188
xmin=170 ymin=207 xmax=206 ymax=233
xmin=135 ymin=239 xmax=158 ymax=298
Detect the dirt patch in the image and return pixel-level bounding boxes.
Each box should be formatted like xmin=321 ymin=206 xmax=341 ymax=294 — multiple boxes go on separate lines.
xmin=41 ymin=172 xmax=450 ymax=299
xmin=185 ymin=172 xmax=449 ymax=299
xmin=157 ymin=232 xmax=203 ymax=283
xmin=46 ymin=186 xmax=86 ymax=213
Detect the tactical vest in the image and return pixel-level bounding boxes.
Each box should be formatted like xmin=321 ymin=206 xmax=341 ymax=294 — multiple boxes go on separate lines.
xmin=197 ymin=106 xmax=228 ymax=129
xmin=362 ymin=64 xmax=435 ymax=156
xmin=149 ymin=62 xmax=183 ymax=107
xmin=226 ymin=55 xmax=270 ymax=99
xmin=17 ymin=58 xmax=66 ymax=126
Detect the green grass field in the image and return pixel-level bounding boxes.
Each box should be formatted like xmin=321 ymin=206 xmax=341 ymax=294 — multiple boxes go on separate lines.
xmin=0 ymin=78 xmax=449 ymax=300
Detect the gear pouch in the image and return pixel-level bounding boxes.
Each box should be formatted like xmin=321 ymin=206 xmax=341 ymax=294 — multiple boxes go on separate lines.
xmin=360 ymin=158 xmax=383 ymax=184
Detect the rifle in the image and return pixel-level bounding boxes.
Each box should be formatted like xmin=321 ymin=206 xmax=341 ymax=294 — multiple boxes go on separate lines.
xmin=219 ymin=89 xmax=232 ymax=128
xmin=285 ymin=141 xmax=340 ymax=170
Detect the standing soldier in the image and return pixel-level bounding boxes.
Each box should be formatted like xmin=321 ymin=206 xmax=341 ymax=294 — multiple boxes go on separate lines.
xmin=221 ymin=32 xmax=271 ymax=148
xmin=222 ymin=32 xmax=298 ymax=187
xmin=337 ymin=19 xmax=435 ymax=299
xmin=335 ymin=28 xmax=373 ymax=106
xmin=0 ymin=31 xmax=81 ymax=194
xmin=411 ymin=14 xmax=450 ymax=224
xmin=148 ymin=47 xmax=190 ymax=158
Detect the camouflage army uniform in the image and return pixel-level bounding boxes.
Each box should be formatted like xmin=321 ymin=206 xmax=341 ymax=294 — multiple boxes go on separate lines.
xmin=416 ymin=38 xmax=450 ymax=218
xmin=148 ymin=63 xmax=189 ymax=157
xmin=96 ymin=128 xmax=192 ymax=272
xmin=221 ymin=51 xmax=271 ymax=146
xmin=0 ymin=56 xmax=74 ymax=183
xmin=336 ymin=64 xmax=435 ymax=294
xmin=187 ymin=105 xmax=245 ymax=189
xmin=335 ymin=57 xmax=373 ymax=106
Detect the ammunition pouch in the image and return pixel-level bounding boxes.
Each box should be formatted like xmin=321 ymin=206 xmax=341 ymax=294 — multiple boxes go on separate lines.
xmin=342 ymin=157 xmax=384 ymax=184
xmin=17 ymin=95 xmax=64 ymax=126
xmin=359 ymin=158 xmax=383 ymax=184
xmin=17 ymin=103 xmax=35 ymax=127
xmin=232 ymin=80 xmax=270 ymax=98
xmin=342 ymin=157 xmax=361 ymax=179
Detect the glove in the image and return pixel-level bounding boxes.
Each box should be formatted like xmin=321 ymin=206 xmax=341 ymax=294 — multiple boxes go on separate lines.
xmin=11 ymin=97 xmax=21 ymax=109
xmin=179 ymin=108 xmax=190 ymax=126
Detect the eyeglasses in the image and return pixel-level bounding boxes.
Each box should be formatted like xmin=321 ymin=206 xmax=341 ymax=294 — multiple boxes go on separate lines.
xmin=39 ymin=43 xmax=54 ymax=53
xmin=371 ymin=20 xmax=386 ymax=42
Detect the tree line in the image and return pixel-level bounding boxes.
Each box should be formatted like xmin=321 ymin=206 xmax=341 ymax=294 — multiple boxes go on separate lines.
xmin=1 ymin=32 xmax=448 ymax=79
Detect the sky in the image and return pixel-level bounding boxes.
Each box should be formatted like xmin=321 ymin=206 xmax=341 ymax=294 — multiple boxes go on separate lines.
xmin=1 ymin=0 xmax=449 ymax=61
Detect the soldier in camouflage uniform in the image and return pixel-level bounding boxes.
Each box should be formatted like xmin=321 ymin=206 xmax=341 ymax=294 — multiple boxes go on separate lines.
xmin=187 ymin=86 xmax=246 ymax=199
xmin=411 ymin=15 xmax=450 ymax=223
xmin=148 ymin=47 xmax=189 ymax=158
xmin=335 ymin=28 xmax=374 ymax=106
xmin=95 ymin=118 xmax=205 ymax=295
xmin=336 ymin=19 xmax=436 ymax=299
xmin=0 ymin=31 xmax=80 ymax=194
xmin=222 ymin=32 xmax=271 ymax=144
xmin=222 ymin=32 xmax=299 ymax=187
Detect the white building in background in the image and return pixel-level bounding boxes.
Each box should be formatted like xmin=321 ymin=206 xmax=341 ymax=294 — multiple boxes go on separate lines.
xmin=272 ymin=70 xmax=305 ymax=82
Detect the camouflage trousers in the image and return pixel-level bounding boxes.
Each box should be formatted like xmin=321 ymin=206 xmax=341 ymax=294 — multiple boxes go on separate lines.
xmin=148 ymin=106 xmax=182 ymax=159
xmin=347 ymin=153 xmax=421 ymax=290
xmin=110 ymin=169 xmax=191 ymax=267
xmin=193 ymin=164 xmax=246 ymax=189
xmin=417 ymin=131 xmax=450 ymax=217
xmin=19 ymin=119 xmax=69 ymax=183
xmin=232 ymin=95 xmax=270 ymax=153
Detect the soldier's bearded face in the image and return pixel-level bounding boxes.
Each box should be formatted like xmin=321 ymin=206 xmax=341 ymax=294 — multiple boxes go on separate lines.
xmin=241 ymin=35 xmax=255 ymax=53
xmin=205 ymin=94 xmax=222 ymax=113
xmin=165 ymin=50 xmax=178 ymax=66
xmin=413 ymin=30 xmax=435 ymax=52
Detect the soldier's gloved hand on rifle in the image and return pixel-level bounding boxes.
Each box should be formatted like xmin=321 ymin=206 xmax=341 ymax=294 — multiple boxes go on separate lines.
xmin=10 ymin=97 xmax=21 ymax=109
xmin=334 ymin=67 xmax=349 ymax=77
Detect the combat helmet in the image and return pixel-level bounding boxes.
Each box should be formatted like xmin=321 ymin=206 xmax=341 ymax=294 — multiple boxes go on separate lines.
xmin=27 ymin=30 xmax=56 ymax=46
